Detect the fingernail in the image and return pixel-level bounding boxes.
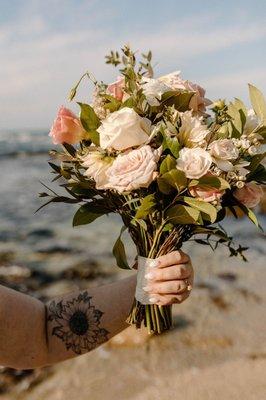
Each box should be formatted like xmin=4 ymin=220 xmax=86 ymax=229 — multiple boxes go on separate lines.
xmin=149 ymin=260 xmax=158 ymax=268
xmin=145 ymin=272 xmax=155 ymax=280
xmin=149 ymin=297 xmax=158 ymax=304
xmin=143 ymin=286 xmax=151 ymax=292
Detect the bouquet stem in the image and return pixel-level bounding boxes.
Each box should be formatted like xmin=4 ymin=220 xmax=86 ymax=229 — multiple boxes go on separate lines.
xmin=127 ymin=299 xmax=172 ymax=334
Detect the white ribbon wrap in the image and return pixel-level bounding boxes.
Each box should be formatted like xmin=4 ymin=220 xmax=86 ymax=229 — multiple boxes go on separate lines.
xmin=135 ymin=256 xmax=158 ymax=305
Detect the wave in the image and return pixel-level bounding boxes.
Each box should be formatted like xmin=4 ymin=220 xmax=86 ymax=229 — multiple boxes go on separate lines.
xmin=0 ymin=130 xmax=51 ymax=158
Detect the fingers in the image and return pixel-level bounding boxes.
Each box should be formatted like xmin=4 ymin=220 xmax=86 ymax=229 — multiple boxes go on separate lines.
xmin=145 ymin=262 xmax=193 ymax=281
xmin=144 ymin=279 xmax=188 ymax=295
xmin=148 ymin=291 xmax=191 ymax=306
xmin=157 ymin=250 xmax=190 ymax=268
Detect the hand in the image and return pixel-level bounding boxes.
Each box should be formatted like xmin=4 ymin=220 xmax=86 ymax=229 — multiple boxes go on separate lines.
xmin=143 ymin=250 xmax=194 ymax=306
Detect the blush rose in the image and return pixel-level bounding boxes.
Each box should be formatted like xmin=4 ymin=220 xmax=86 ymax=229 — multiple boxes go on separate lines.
xmin=104 ymin=145 xmax=161 ymax=193
xmin=49 ymin=106 xmax=87 ymax=145
xmin=234 ymin=182 xmax=263 ymax=208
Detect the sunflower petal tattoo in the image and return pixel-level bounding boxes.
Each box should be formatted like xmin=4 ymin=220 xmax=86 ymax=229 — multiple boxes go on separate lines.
xmin=47 ymin=291 xmax=109 ymax=354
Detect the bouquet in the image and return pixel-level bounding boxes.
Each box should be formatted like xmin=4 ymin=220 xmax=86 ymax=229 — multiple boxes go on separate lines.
xmin=40 ymin=45 xmax=266 ymax=334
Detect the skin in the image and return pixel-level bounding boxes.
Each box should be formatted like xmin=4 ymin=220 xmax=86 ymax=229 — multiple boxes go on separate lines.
xmin=0 ymin=250 xmax=193 ymax=370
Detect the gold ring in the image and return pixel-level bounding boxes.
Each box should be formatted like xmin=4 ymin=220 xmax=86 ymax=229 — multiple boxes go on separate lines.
xmin=185 ymin=280 xmax=192 ymax=291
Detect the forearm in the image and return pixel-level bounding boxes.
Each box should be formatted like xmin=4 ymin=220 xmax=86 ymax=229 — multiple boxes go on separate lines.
xmin=0 ymin=275 xmax=136 ymax=369
xmin=46 ymin=275 xmax=136 ymax=365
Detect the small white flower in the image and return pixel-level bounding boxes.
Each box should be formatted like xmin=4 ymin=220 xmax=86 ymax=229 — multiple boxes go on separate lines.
xmin=178 ymin=111 xmax=209 ymax=147
xmin=248 ymin=145 xmax=258 ymax=156
xmin=141 ymin=78 xmax=171 ymax=106
xmin=241 ymin=139 xmax=251 ymax=149
xmin=82 ymin=151 xmax=113 ymax=190
xmin=236 ymin=181 xmax=245 ymax=189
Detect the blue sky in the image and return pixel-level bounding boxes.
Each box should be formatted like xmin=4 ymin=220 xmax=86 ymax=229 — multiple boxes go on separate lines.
xmin=0 ymin=0 xmax=266 ymax=129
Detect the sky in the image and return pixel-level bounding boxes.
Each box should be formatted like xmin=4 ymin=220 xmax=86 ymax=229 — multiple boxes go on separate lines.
xmin=0 ymin=0 xmax=266 ymax=130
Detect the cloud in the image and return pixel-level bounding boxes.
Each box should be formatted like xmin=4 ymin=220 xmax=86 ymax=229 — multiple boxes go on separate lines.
xmin=0 ymin=2 xmax=266 ymax=129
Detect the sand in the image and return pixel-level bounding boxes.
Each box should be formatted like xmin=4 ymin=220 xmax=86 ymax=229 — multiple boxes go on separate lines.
xmin=1 ymin=233 xmax=265 ymax=400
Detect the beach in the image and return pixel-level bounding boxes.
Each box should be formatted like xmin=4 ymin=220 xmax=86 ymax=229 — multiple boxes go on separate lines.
xmin=0 ymin=131 xmax=265 ymax=399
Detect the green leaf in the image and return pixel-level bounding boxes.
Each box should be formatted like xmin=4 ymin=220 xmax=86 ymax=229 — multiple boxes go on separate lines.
xmin=121 ymin=97 xmax=135 ymax=108
xmin=183 ymin=196 xmax=217 ymax=223
xmin=162 ymin=169 xmax=187 ymax=191
xmin=72 ymin=202 xmax=107 ymax=227
xmin=160 ymin=155 xmax=177 ymax=174
xmin=62 ymin=143 xmax=77 ymax=158
xmin=162 ymin=135 xmax=180 ymax=157
xmin=162 ymin=91 xmax=194 ymax=111
xmin=234 ymin=98 xmax=247 ymax=115
xmin=166 ymin=204 xmax=200 ymax=224
xmin=157 ymin=177 xmax=173 ymax=194
xmin=248 ymin=84 xmax=266 ymax=123
xmin=190 ymin=175 xmax=230 ymax=190
xmin=112 ymin=226 xmax=130 ymax=269
xmin=78 ymin=102 xmax=100 ymax=145
xmin=135 ymin=194 xmax=156 ymax=219
xmin=227 ymin=102 xmax=242 ymax=136
xmin=237 ymin=203 xmax=260 ymax=228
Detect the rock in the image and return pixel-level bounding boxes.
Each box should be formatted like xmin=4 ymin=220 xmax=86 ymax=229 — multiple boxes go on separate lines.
xmin=27 ymin=228 xmax=55 ymax=238
xmin=61 ymin=260 xmax=107 ymax=280
xmin=0 ymin=265 xmax=31 ymax=282
xmin=0 ymin=367 xmax=51 ymax=395
xmin=0 ymin=251 xmax=15 ymax=265
xmin=37 ymin=245 xmax=74 ymax=254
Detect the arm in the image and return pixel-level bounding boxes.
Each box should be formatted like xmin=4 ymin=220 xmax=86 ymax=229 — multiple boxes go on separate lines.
xmin=0 ymin=251 xmax=193 ymax=369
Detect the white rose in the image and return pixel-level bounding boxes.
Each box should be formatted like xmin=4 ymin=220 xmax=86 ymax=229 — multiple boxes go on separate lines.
xmin=209 ymin=139 xmax=239 ymax=171
xmin=82 ymin=151 xmax=113 ymax=190
xmin=104 ymin=145 xmax=161 ymax=193
xmin=141 ymin=77 xmax=171 ymax=106
xmin=178 ymin=111 xmax=209 ymax=147
xmin=98 ymin=107 xmax=151 ymax=150
xmin=176 ymin=147 xmax=212 ymax=179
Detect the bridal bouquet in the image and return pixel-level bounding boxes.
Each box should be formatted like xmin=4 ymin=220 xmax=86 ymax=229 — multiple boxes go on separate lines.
xmin=40 ymin=45 xmax=265 ymax=334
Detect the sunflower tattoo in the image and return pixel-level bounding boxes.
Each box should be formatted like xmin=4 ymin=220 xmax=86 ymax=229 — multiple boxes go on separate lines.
xmin=47 ymin=291 xmax=109 ymax=354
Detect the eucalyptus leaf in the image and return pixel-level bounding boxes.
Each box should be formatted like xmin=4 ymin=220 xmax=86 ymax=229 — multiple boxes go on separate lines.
xmin=112 ymin=226 xmax=130 ymax=269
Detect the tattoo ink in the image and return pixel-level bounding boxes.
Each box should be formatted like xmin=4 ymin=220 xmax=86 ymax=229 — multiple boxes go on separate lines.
xmin=47 ymin=291 xmax=109 ymax=354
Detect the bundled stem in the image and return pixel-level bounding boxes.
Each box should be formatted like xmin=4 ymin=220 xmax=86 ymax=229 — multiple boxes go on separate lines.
xmin=127 ymin=224 xmax=194 ymax=334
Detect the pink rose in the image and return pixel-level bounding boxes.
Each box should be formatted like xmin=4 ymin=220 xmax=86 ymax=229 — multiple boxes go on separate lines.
xmin=159 ymin=71 xmax=211 ymax=113
xmin=234 ymin=182 xmax=263 ymax=208
xmin=104 ymin=145 xmax=161 ymax=193
xmin=106 ymin=76 xmax=125 ymax=101
xmin=189 ymin=185 xmax=224 ymax=203
xmin=49 ymin=106 xmax=86 ymax=145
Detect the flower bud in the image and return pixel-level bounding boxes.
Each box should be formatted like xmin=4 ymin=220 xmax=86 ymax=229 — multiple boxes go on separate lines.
xmin=236 ymin=181 xmax=245 ymax=189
